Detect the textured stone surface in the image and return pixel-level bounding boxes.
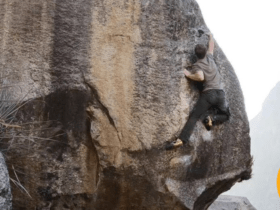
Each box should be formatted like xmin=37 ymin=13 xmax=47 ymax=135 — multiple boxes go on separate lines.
xmin=0 ymin=0 xmax=252 ymax=209
xmin=209 ymin=195 xmax=257 ymax=210
xmin=227 ymin=82 xmax=280 ymax=210
xmin=0 ymin=153 xmax=12 ymax=210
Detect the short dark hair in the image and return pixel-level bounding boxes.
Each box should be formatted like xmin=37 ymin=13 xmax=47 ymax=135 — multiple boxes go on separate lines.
xmin=195 ymin=44 xmax=207 ymax=59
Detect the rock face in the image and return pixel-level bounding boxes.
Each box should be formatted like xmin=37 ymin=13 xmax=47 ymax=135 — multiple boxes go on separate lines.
xmin=209 ymin=195 xmax=257 ymax=210
xmin=0 ymin=0 xmax=252 ymax=209
xmin=0 ymin=153 xmax=12 ymax=210
xmin=227 ymin=82 xmax=280 ymax=210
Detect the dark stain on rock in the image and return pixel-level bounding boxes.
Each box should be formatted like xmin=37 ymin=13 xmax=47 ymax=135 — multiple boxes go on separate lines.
xmin=46 ymin=193 xmax=93 ymax=210
xmin=43 ymin=89 xmax=91 ymax=161
xmin=50 ymin=0 xmax=93 ymax=90
xmin=44 ymin=90 xmax=90 ymax=136
xmin=40 ymin=172 xmax=58 ymax=182
xmin=94 ymin=167 xmax=121 ymax=210
xmin=93 ymin=166 xmax=189 ymax=210
xmin=186 ymin=142 xmax=214 ymax=180
xmin=37 ymin=186 xmax=52 ymax=202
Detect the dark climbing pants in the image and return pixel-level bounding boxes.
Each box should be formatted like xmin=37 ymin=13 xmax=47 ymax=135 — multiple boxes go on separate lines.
xmin=179 ymin=89 xmax=230 ymax=143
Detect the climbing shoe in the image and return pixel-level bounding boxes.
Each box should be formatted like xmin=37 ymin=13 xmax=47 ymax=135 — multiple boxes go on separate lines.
xmin=165 ymin=139 xmax=183 ymax=150
xmin=203 ymin=115 xmax=213 ymax=131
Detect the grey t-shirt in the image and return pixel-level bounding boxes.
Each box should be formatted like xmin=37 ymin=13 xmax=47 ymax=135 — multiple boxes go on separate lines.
xmin=192 ymin=53 xmax=222 ymax=92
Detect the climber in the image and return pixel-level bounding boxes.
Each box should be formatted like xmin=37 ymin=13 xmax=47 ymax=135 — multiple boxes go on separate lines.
xmin=166 ymin=33 xmax=230 ymax=150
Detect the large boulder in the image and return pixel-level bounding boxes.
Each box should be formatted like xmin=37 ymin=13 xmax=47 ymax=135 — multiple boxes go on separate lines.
xmin=0 ymin=0 xmax=252 ymax=209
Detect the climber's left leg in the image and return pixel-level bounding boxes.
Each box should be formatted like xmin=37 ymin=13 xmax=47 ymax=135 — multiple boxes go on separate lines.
xmin=165 ymin=91 xmax=213 ymax=150
xmin=178 ymin=100 xmax=210 ymax=142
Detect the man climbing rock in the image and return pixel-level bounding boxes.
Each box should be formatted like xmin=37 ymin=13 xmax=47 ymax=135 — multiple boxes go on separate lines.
xmin=166 ymin=33 xmax=230 ymax=150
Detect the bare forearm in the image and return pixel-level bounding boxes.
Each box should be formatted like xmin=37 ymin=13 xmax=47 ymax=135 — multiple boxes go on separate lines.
xmin=187 ymin=73 xmax=203 ymax=81
xmin=208 ymin=34 xmax=214 ymax=54
xmin=184 ymin=69 xmax=204 ymax=81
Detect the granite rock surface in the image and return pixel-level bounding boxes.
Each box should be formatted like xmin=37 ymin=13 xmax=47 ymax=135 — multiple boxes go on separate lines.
xmin=209 ymin=195 xmax=257 ymax=210
xmin=0 ymin=0 xmax=251 ymax=209
xmin=226 ymin=82 xmax=280 ymax=210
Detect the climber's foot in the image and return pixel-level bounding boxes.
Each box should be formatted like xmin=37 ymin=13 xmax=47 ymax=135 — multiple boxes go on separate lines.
xmin=165 ymin=139 xmax=184 ymax=150
xmin=203 ymin=115 xmax=213 ymax=131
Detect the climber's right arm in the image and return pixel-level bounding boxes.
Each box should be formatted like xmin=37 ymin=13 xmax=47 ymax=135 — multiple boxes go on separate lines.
xmin=184 ymin=69 xmax=204 ymax=82
xmin=207 ymin=33 xmax=214 ymax=55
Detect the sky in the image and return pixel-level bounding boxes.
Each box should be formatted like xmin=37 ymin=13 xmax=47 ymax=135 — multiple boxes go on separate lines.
xmin=196 ymin=0 xmax=280 ymax=120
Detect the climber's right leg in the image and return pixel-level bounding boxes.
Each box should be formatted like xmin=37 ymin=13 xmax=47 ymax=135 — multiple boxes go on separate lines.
xmin=212 ymin=90 xmax=230 ymax=125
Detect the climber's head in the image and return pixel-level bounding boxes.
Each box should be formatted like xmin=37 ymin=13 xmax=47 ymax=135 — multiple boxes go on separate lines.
xmin=195 ymin=44 xmax=207 ymax=59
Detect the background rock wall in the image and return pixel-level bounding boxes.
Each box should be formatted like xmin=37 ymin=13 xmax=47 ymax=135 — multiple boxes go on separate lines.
xmin=0 ymin=0 xmax=251 ymax=209
xmin=209 ymin=195 xmax=256 ymax=210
